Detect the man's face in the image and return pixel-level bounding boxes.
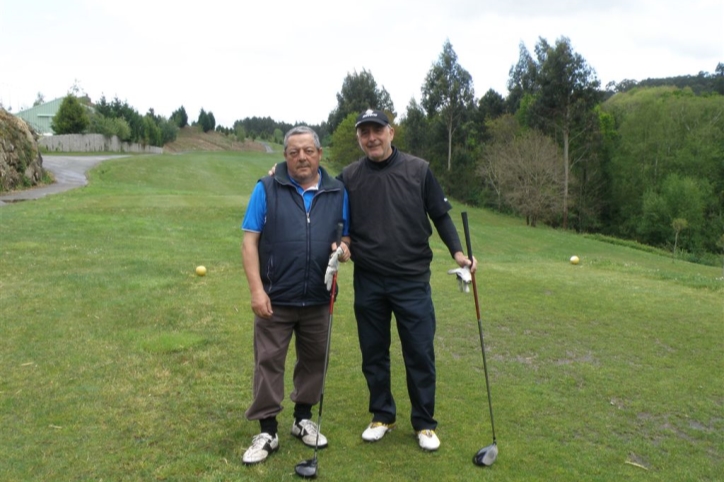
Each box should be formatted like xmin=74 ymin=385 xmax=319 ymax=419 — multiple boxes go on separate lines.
xmin=356 ymin=123 xmax=394 ymax=162
xmin=284 ymin=133 xmax=322 ymax=185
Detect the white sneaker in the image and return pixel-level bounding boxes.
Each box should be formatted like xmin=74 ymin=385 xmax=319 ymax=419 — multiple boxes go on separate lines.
xmin=362 ymin=422 xmax=396 ymax=442
xmin=291 ymin=419 xmax=328 ymax=448
xmin=417 ymin=429 xmax=440 ymax=451
xmin=242 ymin=433 xmax=279 ymax=464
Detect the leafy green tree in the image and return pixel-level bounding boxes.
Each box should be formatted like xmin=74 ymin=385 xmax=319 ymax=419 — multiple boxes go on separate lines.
xmin=573 ymin=105 xmax=615 ymax=233
xmin=525 ymin=36 xmax=601 ymax=229
xmin=89 ymin=114 xmax=131 ymax=141
xmin=400 ymin=98 xmax=429 ymax=157
xmin=638 ymin=174 xmax=711 ymax=252
xmin=233 ymin=116 xmax=290 ymax=140
xmin=157 ymin=117 xmax=179 ymax=145
xmin=506 ymin=41 xmax=539 ymax=113
xmin=327 ymin=69 xmax=395 ymax=132
xmin=170 ymin=106 xmax=188 ymax=128
xmin=141 ymin=115 xmax=162 ymax=146
xmin=327 ymin=113 xmax=362 ymax=166
xmin=638 ymin=189 xmax=670 ymax=249
xmin=421 ymin=39 xmax=475 ymax=171
xmin=607 ymin=78 xmax=638 ymax=93
xmin=198 ymin=109 xmax=214 ymax=133
xmin=604 ymin=86 xmax=724 ymax=252
xmin=51 ymin=95 xmax=90 ymax=134
xmin=478 ymin=89 xmax=505 ymax=122
xmin=715 ymin=62 xmax=724 ymax=95
xmin=470 ymin=89 xmax=506 ymax=145
xmin=662 ymin=175 xmax=711 ymax=253
xmin=94 ymin=96 xmax=144 ymax=143
xmin=207 ymin=111 xmax=216 ymax=132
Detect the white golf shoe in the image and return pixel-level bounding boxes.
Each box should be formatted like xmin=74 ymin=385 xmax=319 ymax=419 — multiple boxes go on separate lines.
xmin=362 ymin=421 xmax=396 ymax=442
xmin=242 ymin=433 xmax=279 ymax=464
xmin=291 ymin=419 xmax=328 ymax=448
xmin=417 ymin=429 xmax=440 ymax=451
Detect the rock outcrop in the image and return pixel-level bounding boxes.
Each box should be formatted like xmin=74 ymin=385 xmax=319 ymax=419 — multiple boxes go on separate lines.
xmin=0 ymin=109 xmax=45 ymax=192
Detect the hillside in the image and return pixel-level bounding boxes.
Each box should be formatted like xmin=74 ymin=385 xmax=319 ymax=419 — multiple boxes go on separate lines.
xmin=163 ymin=126 xmax=269 ymax=153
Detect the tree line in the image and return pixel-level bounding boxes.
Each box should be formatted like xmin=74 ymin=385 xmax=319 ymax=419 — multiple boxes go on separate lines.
xmin=42 ymin=36 xmax=723 ymax=262
xmin=50 ymin=96 xmax=223 ymax=147
xmin=50 ymin=93 xmax=302 ymax=148
xmin=322 ymin=38 xmax=723 ymax=264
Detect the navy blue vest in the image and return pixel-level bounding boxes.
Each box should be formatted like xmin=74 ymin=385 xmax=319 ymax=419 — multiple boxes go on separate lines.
xmin=258 ymin=162 xmax=344 ymax=306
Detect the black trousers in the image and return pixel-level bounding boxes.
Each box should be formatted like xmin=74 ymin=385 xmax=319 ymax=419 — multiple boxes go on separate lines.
xmin=353 ymin=268 xmax=437 ymax=431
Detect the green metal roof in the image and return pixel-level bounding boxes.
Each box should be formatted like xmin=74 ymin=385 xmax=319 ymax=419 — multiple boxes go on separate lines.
xmin=15 ymin=98 xmax=65 ymax=135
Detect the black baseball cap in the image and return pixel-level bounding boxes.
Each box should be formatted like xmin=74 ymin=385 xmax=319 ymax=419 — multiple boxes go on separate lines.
xmin=355 ymin=109 xmax=390 ymax=128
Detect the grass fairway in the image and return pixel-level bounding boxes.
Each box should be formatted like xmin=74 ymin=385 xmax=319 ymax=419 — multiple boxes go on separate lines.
xmin=1 ymin=151 xmax=722 ymax=481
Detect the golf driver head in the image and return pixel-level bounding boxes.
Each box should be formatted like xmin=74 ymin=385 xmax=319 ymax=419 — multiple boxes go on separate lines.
xmin=295 ymin=458 xmax=318 ymax=479
xmin=473 ymin=443 xmax=498 ymax=467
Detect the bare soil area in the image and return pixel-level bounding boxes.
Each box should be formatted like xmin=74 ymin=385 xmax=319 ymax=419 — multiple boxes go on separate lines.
xmin=163 ymin=126 xmax=267 ymax=153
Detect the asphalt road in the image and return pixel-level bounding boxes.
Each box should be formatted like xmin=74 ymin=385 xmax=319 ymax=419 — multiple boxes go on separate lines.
xmin=0 ymin=155 xmax=126 ymax=206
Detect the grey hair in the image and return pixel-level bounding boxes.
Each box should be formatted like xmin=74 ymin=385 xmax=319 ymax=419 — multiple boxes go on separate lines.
xmin=284 ymin=126 xmax=321 ymax=151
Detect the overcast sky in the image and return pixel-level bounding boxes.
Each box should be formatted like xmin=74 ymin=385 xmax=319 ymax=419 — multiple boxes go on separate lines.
xmin=1 ymin=0 xmax=722 ymax=127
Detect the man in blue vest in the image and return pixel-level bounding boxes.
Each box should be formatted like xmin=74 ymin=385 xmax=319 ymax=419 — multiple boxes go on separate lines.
xmin=240 ymin=126 xmax=350 ymax=464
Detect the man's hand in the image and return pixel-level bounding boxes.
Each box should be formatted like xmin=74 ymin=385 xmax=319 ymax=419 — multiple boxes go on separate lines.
xmin=324 ymin=246 xmax=344 ymax=290
xmin=454 ymin=251 xmax=477 ymax=273
xmin=250 ymin=289 xmax=273 ymax=318
xmin=448 ymin=266 xmax=472 ymax=293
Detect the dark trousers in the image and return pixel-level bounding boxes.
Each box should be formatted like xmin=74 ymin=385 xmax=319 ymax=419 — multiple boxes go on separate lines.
xmin=245 ymin=304 xmax=329 ymax=422
xmin=353 ymin=268 xmax=437 ymax=431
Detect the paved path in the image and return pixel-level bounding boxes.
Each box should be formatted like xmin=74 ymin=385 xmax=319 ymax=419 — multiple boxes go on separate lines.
xmin=0 ymin=155 xmax=125 ymax=206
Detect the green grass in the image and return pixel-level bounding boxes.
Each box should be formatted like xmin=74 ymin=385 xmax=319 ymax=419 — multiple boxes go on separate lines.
xmin=1 ymin=151 xmax=721 ymax=481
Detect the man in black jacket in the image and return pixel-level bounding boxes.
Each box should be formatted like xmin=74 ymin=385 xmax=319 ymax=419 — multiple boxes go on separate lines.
xmin=341 ymin=110 xmax=476 ymax=452
xmin=240 ymin=126 xmax=350 ymax=464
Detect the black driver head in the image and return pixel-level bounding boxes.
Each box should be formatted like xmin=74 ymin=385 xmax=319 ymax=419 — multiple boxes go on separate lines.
xmin=473 ymin=443 xmax=498 ymax=467
xmin=295 ymin=458 xmax=318 ymax=479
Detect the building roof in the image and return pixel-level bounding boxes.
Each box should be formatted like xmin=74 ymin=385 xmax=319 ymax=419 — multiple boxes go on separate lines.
xmin=15 ymin=98 xmax=65 ymax=135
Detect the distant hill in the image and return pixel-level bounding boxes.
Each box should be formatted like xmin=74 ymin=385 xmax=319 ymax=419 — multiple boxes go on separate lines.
xmin=636 ymin=72 xmax=724 ymax=95
xmin=164 ymin=126 xmax=268 ymax=153
xmin=610 ymin=64 xmax=724 ymax=96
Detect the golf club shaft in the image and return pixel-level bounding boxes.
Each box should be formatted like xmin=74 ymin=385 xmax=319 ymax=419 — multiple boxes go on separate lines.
xmin=312 ymin=223 xmax=343 ymax=455
xmin=461 ymin=212 xmax=496 ymax=443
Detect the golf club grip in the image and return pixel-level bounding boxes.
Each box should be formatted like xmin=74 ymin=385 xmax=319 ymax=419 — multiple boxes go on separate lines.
xmin=328 ymin=222 xmax=343 ymax=313
xmin=462 ymin=212 xmax=473 ymax=259
xmin=335 ymin=222 xmax=343 ymax=247
xmin=461 ymin=212 xmax=482 ymax=318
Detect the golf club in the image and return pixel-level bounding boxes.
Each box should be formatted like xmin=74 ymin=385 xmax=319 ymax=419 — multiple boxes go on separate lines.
xmin=461 ymin=212 xmax=498 ymax=467
xmin=295 ymin=223 xmax=343 ymax=479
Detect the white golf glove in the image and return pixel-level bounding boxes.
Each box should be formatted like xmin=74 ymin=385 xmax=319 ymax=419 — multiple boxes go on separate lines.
xmin=324 ymin=246 xmax=344 ymax=291
xmin=448 ymin=266 xmax=472 ymax=293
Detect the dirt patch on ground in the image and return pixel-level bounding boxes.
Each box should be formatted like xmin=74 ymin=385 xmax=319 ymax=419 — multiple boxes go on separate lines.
xmin=164 ymin=126 xmax=268 ymax=153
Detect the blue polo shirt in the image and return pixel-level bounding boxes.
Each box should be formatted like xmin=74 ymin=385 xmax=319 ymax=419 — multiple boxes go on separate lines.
xmin=242 ymin=170 xmax=350 ymax=235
